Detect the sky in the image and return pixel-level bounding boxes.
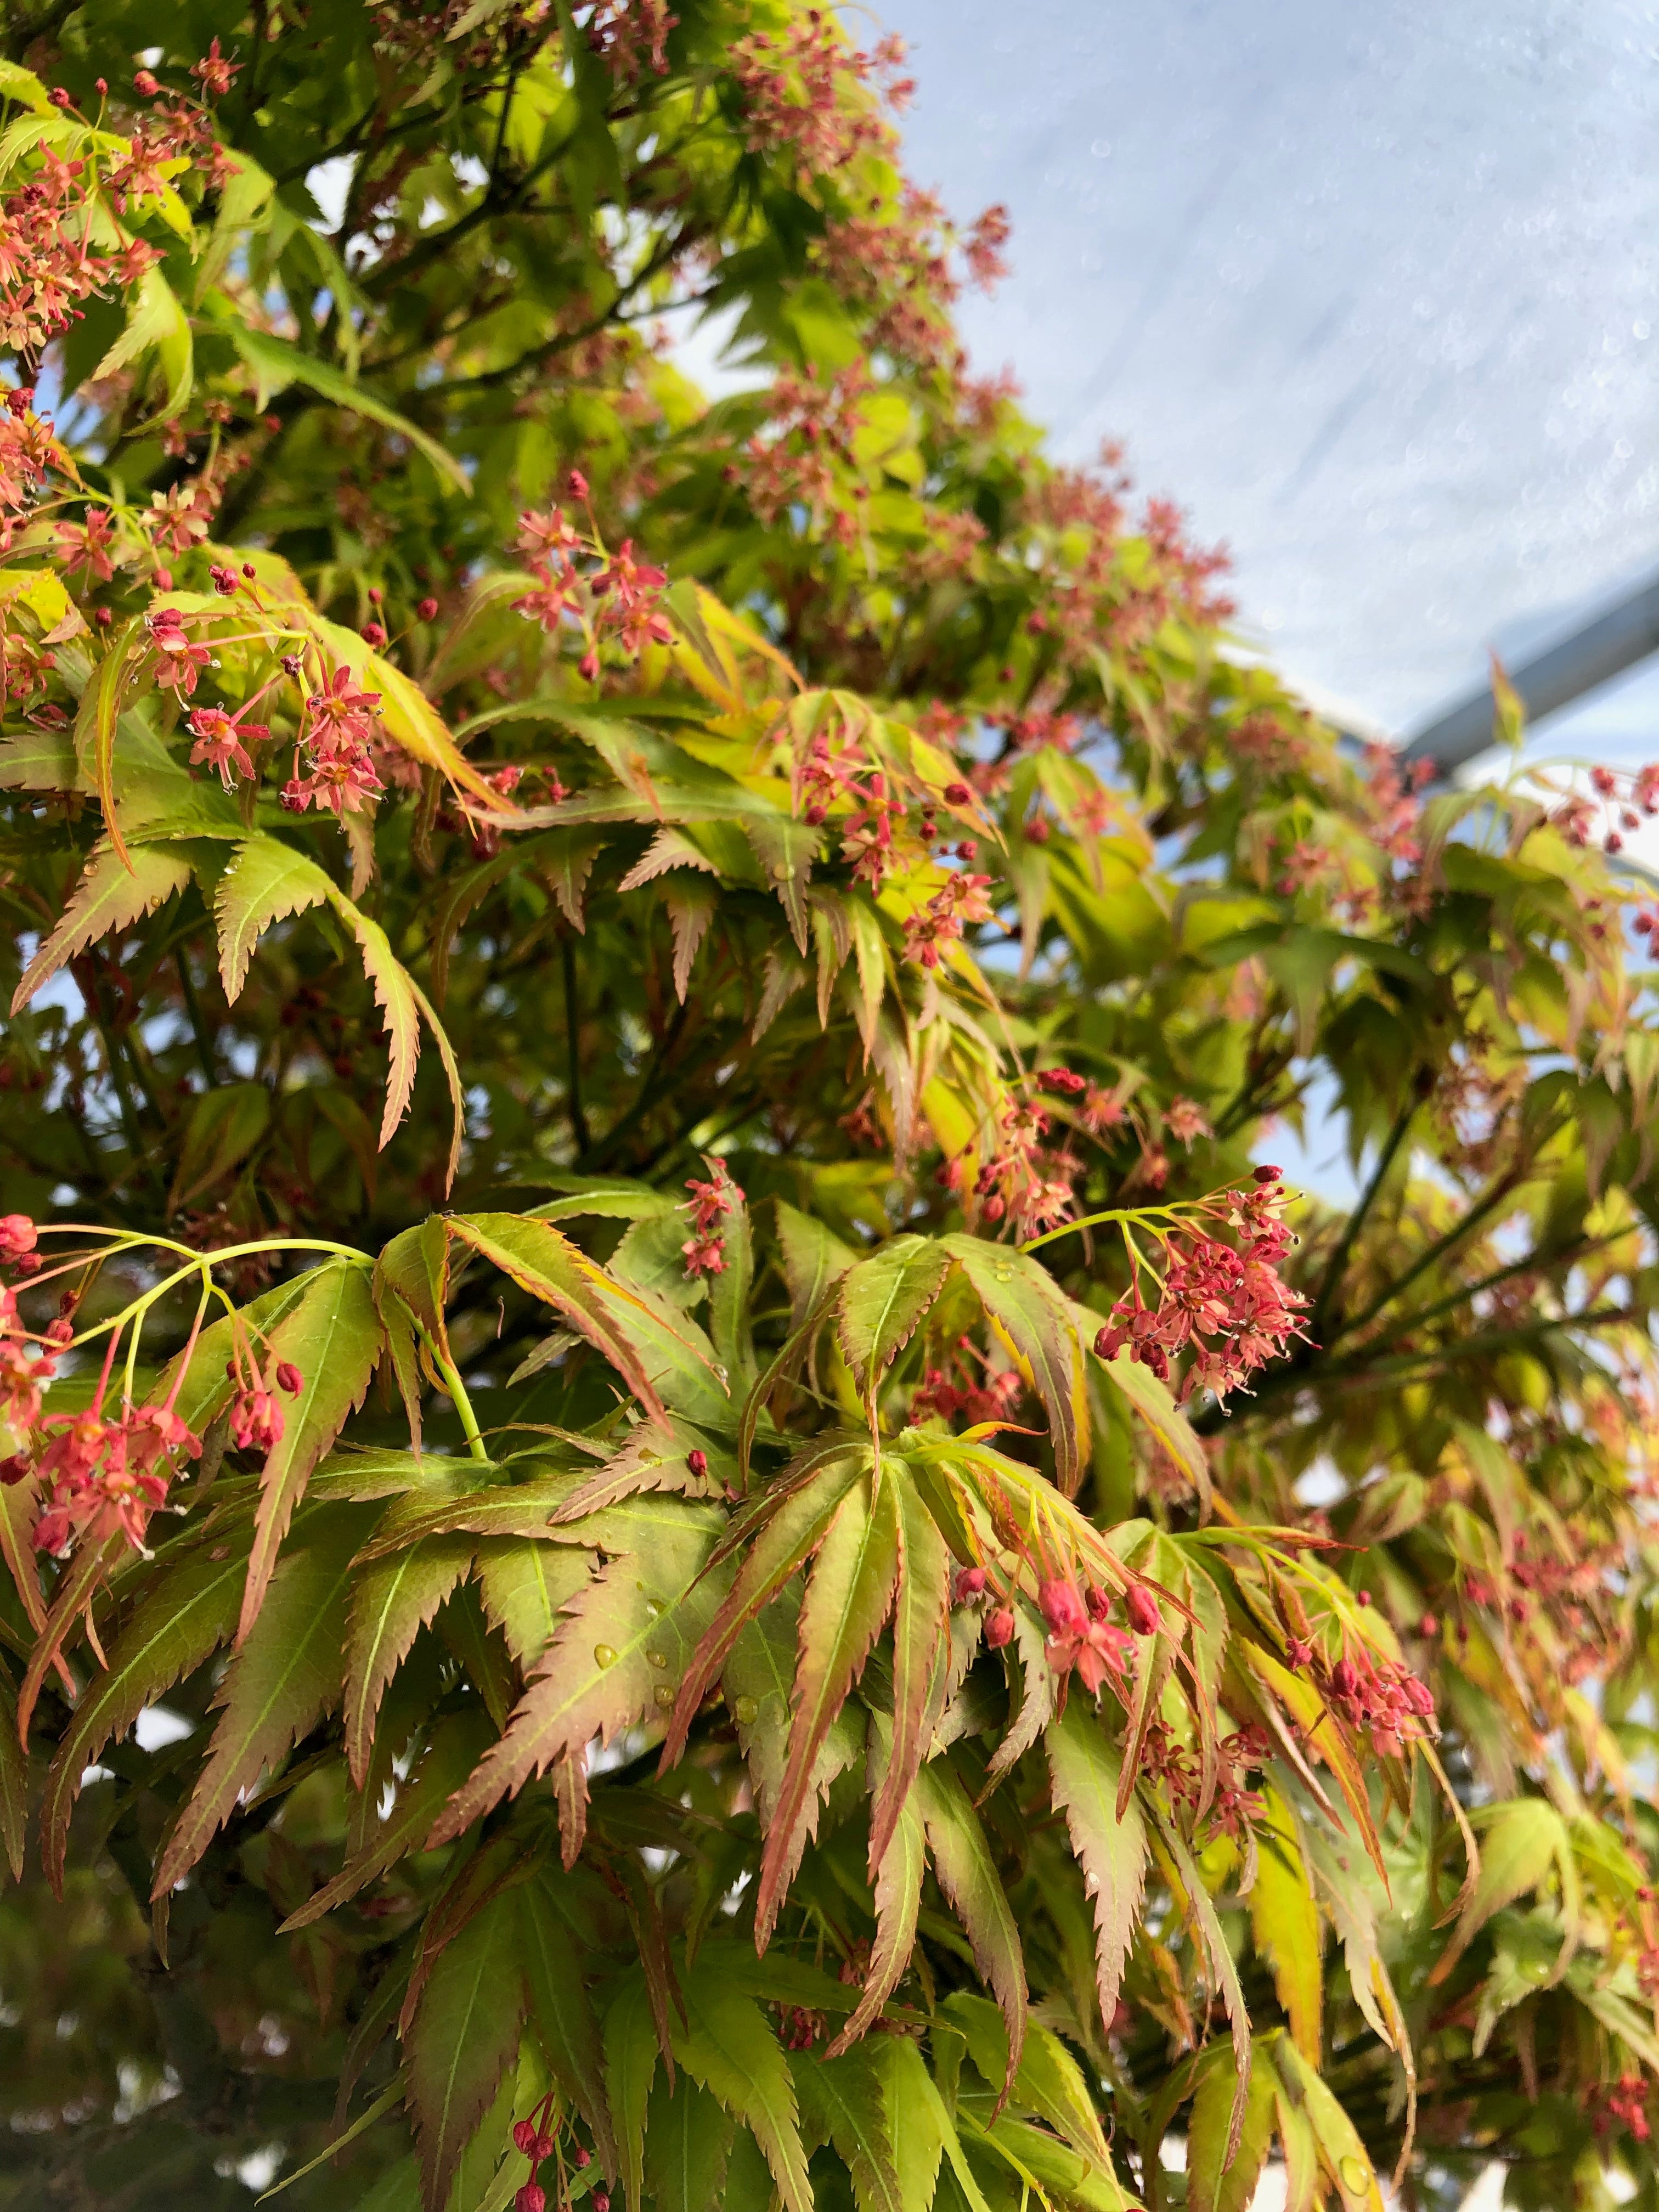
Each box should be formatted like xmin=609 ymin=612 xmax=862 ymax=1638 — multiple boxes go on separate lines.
xmin=864 ymin=0 xmax=1659 ymax=777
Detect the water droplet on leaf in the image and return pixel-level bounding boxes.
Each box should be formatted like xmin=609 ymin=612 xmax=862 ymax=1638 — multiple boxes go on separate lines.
xmin=653 ymin=1683 xmax=675 ymax=1708
xmin=734 ymin=1695 xmax=759 ymax=1724
xmin=647 ymin=1649 xmax=667 ymax=1668
xmin=1339 ymin=2157 xmax=1369 ymax=2197
xmin=593 ymin=1643 xmax=617 ymax=1669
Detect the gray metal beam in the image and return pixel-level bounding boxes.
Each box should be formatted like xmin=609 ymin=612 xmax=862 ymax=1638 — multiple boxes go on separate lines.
xmin=1401 ymin=568 xmax=1659 ymax=774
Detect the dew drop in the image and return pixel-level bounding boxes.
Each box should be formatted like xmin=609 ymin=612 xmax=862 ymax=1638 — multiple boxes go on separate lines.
xmin=653 ymin=1683 xmax=675 ymax=1709
xmin=733 ymin=1695 xmax=759 ymax=1724
xmin=643 ymin=1595 xmax=664 ymax=1618
xmin=1338 ymin=2157 xmax=1369 ymax=2197
xmin=593 ymin=1643 xmax=618 ymax=1669
xmin=647 ymin=1649 xmax=668 ymax=1669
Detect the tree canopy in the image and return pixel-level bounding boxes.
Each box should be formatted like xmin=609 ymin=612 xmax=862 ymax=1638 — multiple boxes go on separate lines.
xmin=1 ymin=7 xmax=1658 ymax=2211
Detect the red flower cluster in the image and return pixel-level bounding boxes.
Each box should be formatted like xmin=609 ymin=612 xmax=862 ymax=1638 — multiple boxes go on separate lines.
xmin=1 ymin=1217 xmax=202 ymax=1552
xmin=285 ymin=664 xmax=386 ymax=815
xmin=794 ymin=691 xmax=874 ymax=823
xmin=731 ymin=17 xmax=911 ymax=177
xmin=30 ymin=1400 xmax=201 ymax=1554
xmin=969 ymin=1099 xmax=1078 ymax=1240
xmin=911 ymin=1338 xmax=1024 ymax=1428
xmin=814 ymin=187 xmax=1009 ymax=371
xmin=1092 ymin=1170 xmax=1310 ymax=1403
xmin=680 ymin=1158 xmax=744 ymax=1277
xmin=0 ymin=141 xmax=131 ymax=357
xmin=1287 ymin=1640 xmax=1436 ymax=1759
xmin=738 ymin=365 xmax=871 ymax=540
xmin=901 ymin=870 xmax=995 ymax=970
xmin=837 ymin=769 xmax=912 ymax=893
xmin=984 ymin=706 xmax=1085 ymax=758
xmin=1139 ymin=1718 xmax=1273 ymax=1841
xmin=514 ymin=500 xmax=671 ymax=679
xmin=1037 ymin=1575 xmax=1139 ymax=1695
xmin=0 ymin=1216 xmax=53 ymax=1442
xmin=147 ymin=592 xmax=392 ymax=816
xmin=227 ymin=1349 xmax=303 ymax=1453
xmin=1548 ymin=759 xmax=1659 ymax=854
xmin=586 ymin=0 xmax=678 ymax=78
xmin=1590 ymin=2073 xmax=1652 ymax=2144
xmin=780 ymin=2004 xmax=827 ymax=2049
xmin=954 ymin=1543 xmax=1158 ymax=1702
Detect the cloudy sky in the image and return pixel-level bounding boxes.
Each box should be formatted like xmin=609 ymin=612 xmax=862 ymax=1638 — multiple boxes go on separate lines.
xmin=874 ymin=0 xmax=1659 ymax=775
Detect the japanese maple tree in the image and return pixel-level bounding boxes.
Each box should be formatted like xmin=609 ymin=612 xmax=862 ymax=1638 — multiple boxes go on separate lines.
xmin=0 ymin=9 xmax=1657 ymax=2212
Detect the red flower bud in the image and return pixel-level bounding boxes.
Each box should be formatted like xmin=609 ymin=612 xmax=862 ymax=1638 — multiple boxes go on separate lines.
xmin=516 ymin=2188 xmax=546 ymax=2212
xmin=953 ymin=1566 xmax=986 ymax=1602
xmin=1123 ymin=1584 xmax=1160 ymax=1637
xmin=1253 ymin=1163 xmax=1282 ymax=1183
xmin=1331 ymin=1657 xmax=1357 ymax=1699
xmin=0 ymin=1214 xmax=38 ymax=1261
xmin=568 ymin=469 xmax=590 ymax=499
xmin=943 ymin=782 xmax=971 ymax=804
xmin=360 ymin=622 xmax=388 ymax=648
xmin=134 ymin=68 xmax=160 ymax=95
xmin=1039 ymin=1578 xmax=1088 ymax=1638
xmin=418 ymin=596 xmax=439 ymax=621
xmin=982 ymin=1194 xmax=1005 ymax=1222
xmin=1418 ymin=1612 xmax=1438 ymax=1639
xmin=593 ymin=2192 xmax=611 ymax=2211
xmin=48 ymin=86 xmax=71 ymax=108
xmin=687 ymin=1448 xmax=708 ymax=1477
xmin=275 ymin=1362 xmax=303 ymax=1395
xmin=573 ymin=2148 xmax=591 ymax=2169
xmin=514 ymin=2120 xmax=539 ymax=2156
xmin=984 ymin=1606 xmax=1015 ymax=1649
xmin=534 ymin=2134 xmax=556 ymax=2162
